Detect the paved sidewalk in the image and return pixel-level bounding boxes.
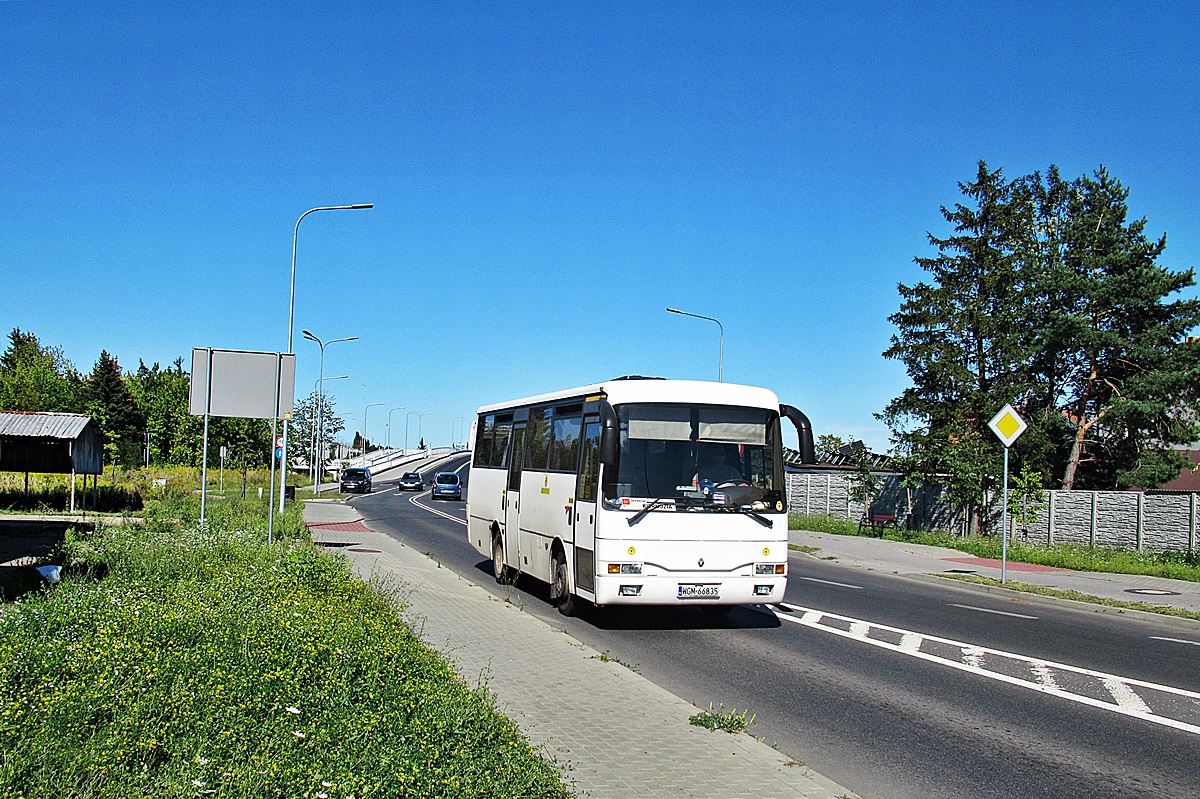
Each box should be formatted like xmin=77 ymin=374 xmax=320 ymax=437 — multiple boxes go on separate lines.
xmin=304 ymin=499 xmax=856 ymax=799
xmin=789 ymin=528 xmax=1200 ymax=616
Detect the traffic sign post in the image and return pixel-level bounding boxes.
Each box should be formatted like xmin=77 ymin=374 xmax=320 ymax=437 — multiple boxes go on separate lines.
xmin=988 ymin=404 xmax=1028 ymax=584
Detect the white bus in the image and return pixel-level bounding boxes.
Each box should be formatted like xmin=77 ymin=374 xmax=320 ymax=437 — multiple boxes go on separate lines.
xmin=466 ymin=376 xmax=817 ymax=615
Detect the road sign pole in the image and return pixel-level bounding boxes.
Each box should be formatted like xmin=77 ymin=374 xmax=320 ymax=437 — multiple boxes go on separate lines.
xmin=1002 ymin=446 xmax=1009 ymax=584
xmin=988 ymin=403 xmax=1027 ymax=587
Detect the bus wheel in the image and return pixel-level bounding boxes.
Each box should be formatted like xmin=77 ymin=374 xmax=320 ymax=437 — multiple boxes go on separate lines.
xmin=551 ymin=551 xmax=576 ymax=617
xmin=492 ymin=535 xmax=513 ymax=584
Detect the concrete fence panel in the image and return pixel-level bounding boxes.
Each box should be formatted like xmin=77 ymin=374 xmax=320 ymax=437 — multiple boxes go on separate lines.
xmin=787 ymin=471 xmax=1197 ymax=553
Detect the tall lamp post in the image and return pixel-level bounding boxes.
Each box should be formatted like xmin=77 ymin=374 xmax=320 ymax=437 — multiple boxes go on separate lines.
xmin=311 ymin=374 xmax=347 ymax=494
xmin=278 ymin=202 xmax=373 ymax=513
xmin=452 ymin=417 xmax=465 ymax=449
xmin=387 ymin=406 xmax=406 ymax=448
xmin=405 ymin=410 xmax=430 ymax=454
xmin=417 ymin=411 xmax=431 ymax=451
xmin=666 ymin=307 xmax=724 ymax=382
xmin=302 ymin=329 xmax=357 ymax=495
xmin=362 ymin=401 xmax=384 ymax=466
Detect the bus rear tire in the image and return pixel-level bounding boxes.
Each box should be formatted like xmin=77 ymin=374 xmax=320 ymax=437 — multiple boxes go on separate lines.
xmin=551 ymin=551 xmax=576 ymax=617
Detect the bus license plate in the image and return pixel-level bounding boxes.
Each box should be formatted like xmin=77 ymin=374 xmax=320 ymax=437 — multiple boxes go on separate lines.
xmin=678 ymin=583 xmax=720 ymax=600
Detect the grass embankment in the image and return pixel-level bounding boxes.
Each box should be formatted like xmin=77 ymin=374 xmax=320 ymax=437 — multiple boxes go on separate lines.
xmin=0 ymin=467 xmax=319 ymax=515
xmin=0 ymin=492 xmax=570 ymax=799
xmin=789 ymin=513 xmax=1200 ymax=583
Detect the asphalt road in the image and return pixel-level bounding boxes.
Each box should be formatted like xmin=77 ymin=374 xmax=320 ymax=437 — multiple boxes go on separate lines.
xmin=350 ymin=455 xmax=1200 ymax=799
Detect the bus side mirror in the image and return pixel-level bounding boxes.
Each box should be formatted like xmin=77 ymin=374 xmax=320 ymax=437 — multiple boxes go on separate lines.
xmin=599 ymin=400 xmax=619 ymax=466
xmin=600 ymin=431 xmax=617 ymax=466
xmin=780 ymin=404 xmax=817 ymax=464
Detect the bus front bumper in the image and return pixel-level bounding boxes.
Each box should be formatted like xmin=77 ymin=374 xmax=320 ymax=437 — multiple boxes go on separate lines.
xmin=592 ymin=574 xmax=786 ymax=607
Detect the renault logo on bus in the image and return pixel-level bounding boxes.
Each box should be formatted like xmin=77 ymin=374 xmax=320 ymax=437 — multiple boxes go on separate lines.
xmin=698 ymin=557 xmax=705 ymax=568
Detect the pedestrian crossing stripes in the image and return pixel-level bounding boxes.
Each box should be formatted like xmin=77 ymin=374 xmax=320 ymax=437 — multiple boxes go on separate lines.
xmin=774 ymin=603 xmax=1200 ymax=736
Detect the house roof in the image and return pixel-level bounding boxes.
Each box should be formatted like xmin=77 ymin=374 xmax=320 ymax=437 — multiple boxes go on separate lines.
xmin=0 ymin=411 xmax=94 ymax=440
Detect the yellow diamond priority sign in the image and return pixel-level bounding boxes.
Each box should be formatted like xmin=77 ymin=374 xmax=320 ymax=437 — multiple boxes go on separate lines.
xmin=988 ymin=403 xmax=1027 ymax=448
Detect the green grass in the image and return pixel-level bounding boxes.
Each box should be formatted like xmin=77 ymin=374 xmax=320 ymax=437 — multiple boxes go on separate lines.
xmin=789 ymin=513 xmax=1200 ymax=583
xmin=0 ymin=497 xmax=570 ymax=798
xmin=688 ymin=703 xmax=756 ymax=734
xmin=0 ymin=467 xmax=313 ymax=516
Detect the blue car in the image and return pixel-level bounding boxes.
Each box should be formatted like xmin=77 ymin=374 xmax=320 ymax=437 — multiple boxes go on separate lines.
xmin=431 ymin=471 xmax=462 ymax=501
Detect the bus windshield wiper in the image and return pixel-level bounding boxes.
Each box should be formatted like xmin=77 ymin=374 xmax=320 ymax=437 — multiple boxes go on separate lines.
xmin=627 ymin=497 xmax=672 ymax=526
xmin=739 ymin=507 xmax=774 ymax=528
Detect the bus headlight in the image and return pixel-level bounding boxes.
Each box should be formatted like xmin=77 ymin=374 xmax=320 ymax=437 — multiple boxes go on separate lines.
xmin=755 ymin=563 xmax=785 ymax=575
xmin=754 ymin=585 xmax=774 ymax=596
xmin=608 ymin=563 xmax=643 ymax=575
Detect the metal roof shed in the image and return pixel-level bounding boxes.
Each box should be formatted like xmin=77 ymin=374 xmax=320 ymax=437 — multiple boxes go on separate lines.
xmin=0 ymin=412 xmax=103 ymax=475
xmin=0 ymin=412 xmax=104 ymax=513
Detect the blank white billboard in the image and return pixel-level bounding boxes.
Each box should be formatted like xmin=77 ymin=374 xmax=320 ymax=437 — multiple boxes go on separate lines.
xmin=189 ymin=348 xmax=296 ymax=420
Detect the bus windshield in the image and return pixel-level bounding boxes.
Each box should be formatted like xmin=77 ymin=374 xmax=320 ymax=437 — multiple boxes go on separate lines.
xmin=608 ymin=403 xmax=782 ymax=505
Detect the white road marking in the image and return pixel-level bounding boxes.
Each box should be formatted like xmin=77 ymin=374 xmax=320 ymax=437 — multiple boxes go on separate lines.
xmin=773 ymin=605 xmax=1200 ymax=737
xmin=795 ymin=576 xmax=864 ymax=590
xmin=1103 ymin=677 xmax=1154 ymax=715
xmin=1031 ymin=662 xmax=1060 ymax=691
xmin=1151 ymin=636 xmax=1200 ymax=648
xmin=948 ymin=603 xmax=1039 ymax=619
xmin=962 ymin=646 xmax=986 ymax=669
xmin=409 ymin=492 xmax=467 ymax=526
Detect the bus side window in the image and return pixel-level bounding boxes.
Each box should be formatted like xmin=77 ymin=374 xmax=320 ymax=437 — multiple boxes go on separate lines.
xmin=552 ymin=412 xmax=582 ymax=472
xmin=473 ymin=415 xmax=494 ymax=467
xmin=577 ymin=421 xmax=601 ymax=502
xmin=493 ymin=418 xmax=513 ymax=468
xmin=527 ymin=407 xmax=551 ymax=470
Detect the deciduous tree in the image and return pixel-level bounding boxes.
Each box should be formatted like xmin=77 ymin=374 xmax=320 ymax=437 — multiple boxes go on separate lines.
xmin=0 ymin=329 xmax=81 ymax=412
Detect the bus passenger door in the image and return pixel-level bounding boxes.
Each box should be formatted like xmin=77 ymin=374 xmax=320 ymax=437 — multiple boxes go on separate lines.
xmin=573 ymin=418 xmax=602 ymax=595
xmin=503 ymin=423 xmax=526 ymax=571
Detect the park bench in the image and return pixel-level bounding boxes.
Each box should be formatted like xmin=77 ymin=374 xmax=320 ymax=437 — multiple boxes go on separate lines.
xmin=857 ymin=506 xmax=899 ymax=536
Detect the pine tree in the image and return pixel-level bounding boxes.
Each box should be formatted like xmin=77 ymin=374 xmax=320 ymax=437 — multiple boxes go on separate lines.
xmin=883 ymin=162 xmax=1200 ymax=503
xmin=881 ymin=161 xmax=1040 ymax=531
xmin=83 ymin=351 xmax=144 ymax=468
xmin=1040 ymin=168 xmax=1200 ymax=489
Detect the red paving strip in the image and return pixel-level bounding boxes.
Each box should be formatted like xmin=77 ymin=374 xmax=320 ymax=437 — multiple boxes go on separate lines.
xmin=307 ymin=521 xmax=372 ymax=533
xmin=942 ymin=556 xmax=1068 ymax=573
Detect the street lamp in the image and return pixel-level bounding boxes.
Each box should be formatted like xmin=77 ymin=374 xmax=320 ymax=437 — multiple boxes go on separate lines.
xmin=387 ymin=406 xmax=406 ymax=448
xmin=417 ymin=411 xmax=431 ymax=451
xmin=302 ymin=329 xmax=357 ymax=496
xmin=311 ymin=374 xmax=347 ymax=494
xmin=666 ymin=307 xmax=724 ymax=382
xmin=452 ymin=416 xmax=465 ymax=448
xmin=277 ymin=202 xmax=373 ymax=514
xmin=363 ymin=401 xmax=385 ymax=466
xmin=406 ymin=410 xmax=430 ymax=454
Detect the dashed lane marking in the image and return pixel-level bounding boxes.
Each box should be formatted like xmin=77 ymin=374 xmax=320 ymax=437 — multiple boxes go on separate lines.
xmin=794 ymin=576 xmax=863 ymax=590
xmin=1151 ymin=636 xmax=1200 ymax=648
xmin=948 ymin=602 xmax=1039 ymax=619
xmin=772 ymin=604 xmax=1200 ymax=736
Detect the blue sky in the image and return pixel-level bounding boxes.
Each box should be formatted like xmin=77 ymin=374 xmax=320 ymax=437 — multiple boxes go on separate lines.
xmin=3 ymin=2 xmax=1198 ymax=452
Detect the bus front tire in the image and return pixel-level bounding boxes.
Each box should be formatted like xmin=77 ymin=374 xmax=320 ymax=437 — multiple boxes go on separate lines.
xmin=551 ymin=552 xmax=576 ymax=617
